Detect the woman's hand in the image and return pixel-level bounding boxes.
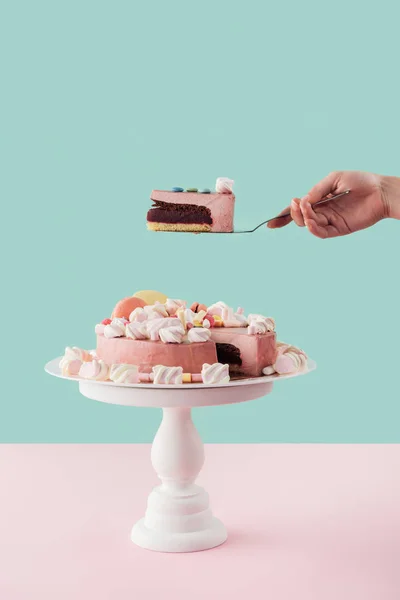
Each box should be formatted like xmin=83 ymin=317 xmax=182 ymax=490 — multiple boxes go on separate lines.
xmin=268 ymin=171 xmax=397 ymax=239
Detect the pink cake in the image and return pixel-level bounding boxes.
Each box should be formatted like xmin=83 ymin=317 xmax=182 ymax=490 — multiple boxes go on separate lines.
xmin=59 ymin=290 xmax=307 ymax=385
xmin=147 ymin=177 xmax=235 ymax=233
xmin=97 ymin=337 xmax=217 ymax=373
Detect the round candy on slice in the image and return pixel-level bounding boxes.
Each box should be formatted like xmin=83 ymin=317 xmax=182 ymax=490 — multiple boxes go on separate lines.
xmin=186 ymin=188 xmax=198 ymax=192
xmin=133 ymin=290 xmax=168 ymax=305
xmin=112 ymin=297 xmax=147 ymax=319
xmin=199 ymin=188 xmax=211 ymax=194
xmin=172 ymin=187 xmax=184 ymax=192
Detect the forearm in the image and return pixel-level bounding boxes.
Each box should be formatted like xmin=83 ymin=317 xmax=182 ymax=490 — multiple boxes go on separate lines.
xmin=381 ymin=175 xmax=400 ymax=220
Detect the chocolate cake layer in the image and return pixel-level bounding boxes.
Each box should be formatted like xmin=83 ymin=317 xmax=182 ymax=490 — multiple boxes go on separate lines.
xmin=216 ymin=343 xmax=242 ymax=366
xmin=147 ymin=200 xmax=212 ymax=225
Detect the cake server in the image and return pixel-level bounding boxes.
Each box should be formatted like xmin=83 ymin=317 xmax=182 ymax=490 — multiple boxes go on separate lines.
xmin=221 ymin=189 xmax=351 ymax=234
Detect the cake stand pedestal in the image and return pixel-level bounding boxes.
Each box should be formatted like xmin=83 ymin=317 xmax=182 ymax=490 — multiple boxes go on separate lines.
xmin=45 ymin=358 xmax=315 ymax=553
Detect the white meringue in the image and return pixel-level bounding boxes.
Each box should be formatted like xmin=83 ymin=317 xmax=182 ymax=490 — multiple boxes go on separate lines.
xmin=79 ymin=359 xmax=109 ymax=381
xmin=201 ymin=363 xmax=230 ymax=384
xmin=152 ymin=365 xmax=183 ymax=385
xmin=215 ymin=177 xmax=234 ymax=194
xmin=95 ymin=323 xmax=105 ymax=335
xmin=59 ymin=357 xmax=82 ymax=376
xmin=144 ymin=303 xmax=168 ymax=318
xmin=159 ymin=325 xmax=185 ymax=344
xmin=129 ymin=307 xmax=148 ymax=323
xmin=262 ymin=365 xmax=276 ymax=376
xmin=207 ymin=301 xmax=228 ymax=317
xmin=126 ymin=321 xmax=149 ymax=340
xmin=188 ymin=327 xmax=211 ymax=343
xmin=61 ymin=346 xmax=92 ymax=363
xmin=104 ymin=318 xmax=126 ymax=338
xmin=165 ymin=298 xmax=186 ymax=316
xmin=110 ymin=363 xmax=139 ymax=384
xmin=147 ymin=317 xmax=182 ymax=341
xmin=247 ymin=316 xmax=275 ymax=335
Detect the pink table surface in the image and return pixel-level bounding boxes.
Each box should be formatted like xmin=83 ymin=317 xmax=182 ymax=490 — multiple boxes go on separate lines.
xmin=1 ymin=444 xmax=400 ymax=600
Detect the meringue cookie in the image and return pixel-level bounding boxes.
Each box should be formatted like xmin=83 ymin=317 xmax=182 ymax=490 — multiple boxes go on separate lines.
xmin=215 ymin=177 xmax=234 ymax=194
xmin=221 ymin=306 xmax=248 ymax=327
xmin=144 ymin=303 xmax=168 ymax=318
xmin=207 ymin=301 xmax=228 ymax=317
xmin=248 ymin=316 xmax=275 ymax=335
xmin=274 ymin=351 xmax=307 ymax=375
xmin=147 ymin=317 xmax=182 ymax=341
xmin=262 ymin=365 xmax=276 ymax=376
xmin=165 ymin=298 xmax=186 ymax=316
xmin=104 ymin=318 xmax=126 ymax=339
xmin=159 ymin=325 xmax=185 ymax=344
xmin=95 ymin=323 xmax=106 ymax=335
xmin=79 ymin=359 xmax=109 ymax=381
xmin=110 ymin=363 xmax=139 ymax=384
xmin=188 ymin=327 xmax=211 ymax=343
xmin=126 ymin=321 xmax=149 ymax=340
xmin=176 ymin=308 xmax=196 ymax=330
xmin=248 ymin=314 xmax=275 ymax=330
xmin=129 ymin=307 xmax=148 ymax=323
xmin=59 ymin=357 xmax=82 ymax=376
xmin=62 ymin=346 xmax=92 ymax=363
xmin=152 ymin=365 xmax=183 ymax=385
xmin=201 ymin=363 xmax=230 ymax=384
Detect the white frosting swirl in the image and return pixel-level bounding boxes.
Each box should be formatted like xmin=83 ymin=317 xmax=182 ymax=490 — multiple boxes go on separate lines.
xmin=104 ymin=318 xmax=126 ymax=338
xmin=152 ymin=365 xmax=183 ymax=385
xmin=215 ymin=177 xmax=234 ymax=194
xmin=79 ymin=359 xmax=109 ymax=381
xmin=144 ymin=303 xmax=168 ymax=318
xmin=159 ymin=325 xmax=185 ymax=344
xmin=188 ymin=327 xmax=211 ymax=343
xmin=129 ymin=307 xmax=148 ymax=323
xmin=110 ymin=363 xmax=139 ymax=384
xmin=126 ymin=321 xmax=149 ymax=340
xmin=201 ymin=363 xmax=230 ymax=384
xmin=147 ymin=317 xmax=182 ymax=341
xmin=165 ymin=298 xmax=186 ymax=316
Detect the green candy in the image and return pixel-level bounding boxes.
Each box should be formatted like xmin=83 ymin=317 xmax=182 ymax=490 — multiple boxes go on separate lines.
xmin=186 ymin=188 xmax=198 ymax=193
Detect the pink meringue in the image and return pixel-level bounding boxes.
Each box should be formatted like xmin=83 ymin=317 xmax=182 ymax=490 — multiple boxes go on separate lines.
xmin=201 ymin=363 xmax=230 ymax=384
xmin=104 ymin=318 xmax=126 ymax=339
xmin=79 ymin=359 xmax=109 ymax=381
xmin=126 ymin=321 xmax=149 ymax=340
xmin=159 ymin=325 xmax=185 ymax=344
xmin=152 ymin=365 xmax=183 ymax=385
xmin=188 ymin=327 xmax=211 ymax=343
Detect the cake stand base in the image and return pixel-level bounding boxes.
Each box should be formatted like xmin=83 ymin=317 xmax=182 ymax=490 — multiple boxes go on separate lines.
xmin=130 ymin=406 xmax=228 ymax=553
xmin=132 ymin=516 xmax=227 ymax=553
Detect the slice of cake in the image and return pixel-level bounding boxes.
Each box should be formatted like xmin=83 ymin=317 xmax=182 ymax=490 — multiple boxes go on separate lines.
xmin=147 ymin=177 xmax=235 ymax=233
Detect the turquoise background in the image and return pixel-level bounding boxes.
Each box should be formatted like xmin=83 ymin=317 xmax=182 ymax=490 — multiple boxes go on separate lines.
xmin=1 ymin=0 xmax=399 ymax=443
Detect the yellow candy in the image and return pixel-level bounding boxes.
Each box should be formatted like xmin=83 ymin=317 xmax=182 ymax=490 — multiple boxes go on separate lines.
xmin=133 ymin=290 xmax=168 ymax=305
xmin=182 ymin=373 xmax=192 ymax=383
xmin=213 ymin=315 xmax=224 ymax=327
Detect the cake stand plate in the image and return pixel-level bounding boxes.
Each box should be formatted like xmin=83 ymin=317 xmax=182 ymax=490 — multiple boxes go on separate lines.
xmin=45 ymin=358 xmax=316 ymax=553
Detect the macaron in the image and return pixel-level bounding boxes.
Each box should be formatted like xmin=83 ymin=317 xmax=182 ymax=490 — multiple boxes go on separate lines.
xmin=133 ymin=290 xmax=168 ymax=305
xmin=112 ymin=297 xmax=147 ymax=320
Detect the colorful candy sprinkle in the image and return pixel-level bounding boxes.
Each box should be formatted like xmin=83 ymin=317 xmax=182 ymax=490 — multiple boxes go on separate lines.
xmin=172 ymin=187 xmax=184 ymax=192
xmin=199 ymin=188 xmax=211 ymax=194
xmin=186 ymin=188 xmax=198 ymax=192
xmin=102 ymin=318 xmax=112 ymax=325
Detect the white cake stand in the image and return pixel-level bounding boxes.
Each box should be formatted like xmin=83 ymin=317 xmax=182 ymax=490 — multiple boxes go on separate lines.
xmin=45 ymin=357 xmax=316 ymax=553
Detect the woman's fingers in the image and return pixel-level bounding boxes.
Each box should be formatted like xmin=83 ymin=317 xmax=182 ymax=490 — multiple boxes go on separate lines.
xmin=306 ymin=171 xmax=341 ymax=205
xmin=291 ymin=198 xmax=305 ymax=227
xmin=267 ymin=205 xmax=292 ymax=229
